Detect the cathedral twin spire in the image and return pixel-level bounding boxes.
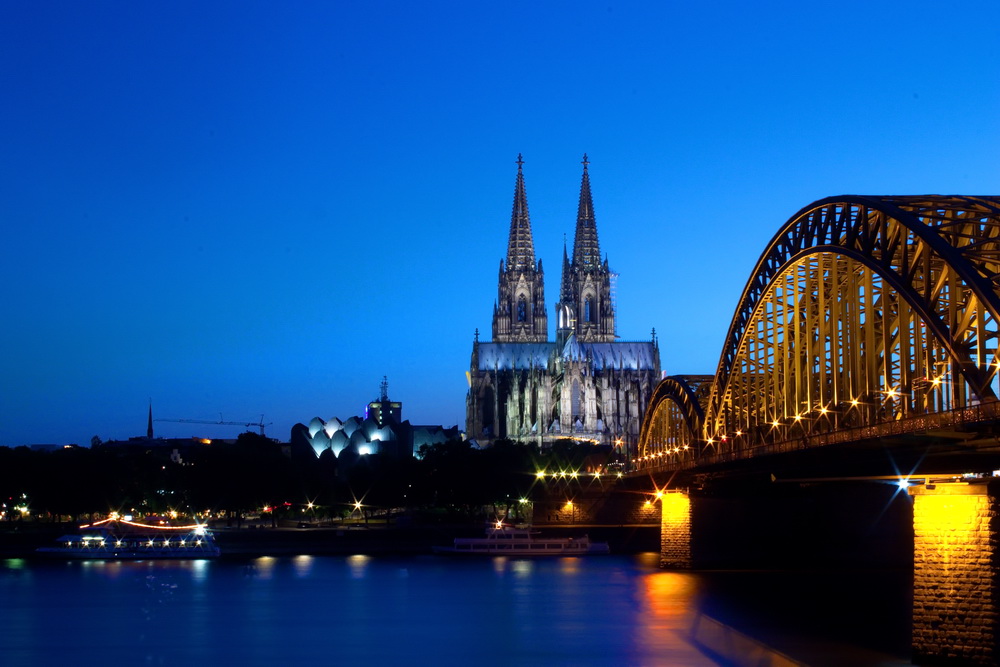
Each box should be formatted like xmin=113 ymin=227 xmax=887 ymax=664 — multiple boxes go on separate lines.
xmin=506 ymin=154 xmax=536 ymax=272
xmin=572 ymin=154 xmax=601 ymax=269
xmin=492 ymin=154 xmax=615 ymax=344
xmin=493 ymin=154 xmax=547 ymax=342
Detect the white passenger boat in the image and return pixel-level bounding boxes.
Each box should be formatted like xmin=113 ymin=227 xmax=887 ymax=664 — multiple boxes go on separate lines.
xmin=434 ymin=521 xmax=609 ymax=556
xmin=36 ymin=518 xmax=221 ymax=559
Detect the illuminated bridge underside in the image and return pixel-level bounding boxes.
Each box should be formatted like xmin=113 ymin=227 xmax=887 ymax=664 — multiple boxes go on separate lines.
xmin=639 ymin=195 xmax=1000 ymax=472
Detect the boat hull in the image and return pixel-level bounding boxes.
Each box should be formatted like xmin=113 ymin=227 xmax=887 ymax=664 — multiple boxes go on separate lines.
xmin=35 ymin=546 xmax=220 ymax=559
xmin=433 ymin=543 xmax=609 ymax=556
xmin=434 ymin=526 xmax=610 ymax=556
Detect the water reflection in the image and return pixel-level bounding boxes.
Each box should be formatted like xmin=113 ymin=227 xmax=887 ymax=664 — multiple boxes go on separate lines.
xmin=0 ymin=554 xmax=909 ymax=665
xmin=347 ymin=554 xmax=370 ymax=579
xmin=191 ymin=558 xmax=208 ymax=583
xmin=247 ymin=556 xmax=276 ymax=580
xmin=292 ymin=554 xmax=313 ymax=578
xmin=511 ymin=559 xmax=533 ymax=577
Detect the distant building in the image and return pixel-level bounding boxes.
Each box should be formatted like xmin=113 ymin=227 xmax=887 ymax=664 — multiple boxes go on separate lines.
xmin=366 ymin=376 xmax=402 ymax=427
xmin=466 ymin=155 xmax=661 ymax=455
xmin=294 ymin=381 xmax=461 ymax=461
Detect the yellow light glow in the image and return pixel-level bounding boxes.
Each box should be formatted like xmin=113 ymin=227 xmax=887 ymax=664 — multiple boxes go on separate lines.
xmin=735 ymin=430 xmax=742 ymax=436
xmin=794 ymin=414 xmax=802 ymax=422
xmin=933 ymin=377 xmax=942 ymax=386
xmin=819 ymin=407 xmax=828 ymax=415
xmin=565 ymin=500 xmax=573 ymax=508
xmin=655 ymin=491 xmax=664 ymax=499
xmin=851 ymin=399 xmax=859 ymax=406
xmin=571 ymin=471 xmax=578 ymax=479
xmin=706 ymin=438 xmax=714 ymax=445
xmin=772 ymin=420 xmax=780 ymax=427
xmin=660 ymin=492 xmax=691 ymax=525
xmin=536 ymin=471 xmax=545 ymax=478
xmin=913 ymin=490 xmax=984 ymax=552
xmin=643 ymin=500 xmax=652 ymax=507
xmin=354 ymin=502 xmax=362 ymax=510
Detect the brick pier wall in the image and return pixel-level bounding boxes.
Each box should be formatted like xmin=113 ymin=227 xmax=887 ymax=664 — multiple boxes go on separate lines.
xmin=911 ymin=482 xmax=1000 ymax=665
xmin=659 ymin=491 xmax=692 ymax=569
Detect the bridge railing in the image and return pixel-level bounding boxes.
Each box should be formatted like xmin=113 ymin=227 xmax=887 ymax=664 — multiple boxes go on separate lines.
xmin=631 ymin=400 xmax=1000 ymax=474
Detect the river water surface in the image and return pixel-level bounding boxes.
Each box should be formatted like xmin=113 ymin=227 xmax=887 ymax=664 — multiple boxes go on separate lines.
xmin=1 ymin=554 xmax=910 ymax=666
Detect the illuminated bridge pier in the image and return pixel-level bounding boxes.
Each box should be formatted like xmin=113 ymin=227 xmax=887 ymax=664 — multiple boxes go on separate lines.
xmin=910 ymin=481 xmax=1000 ymax=665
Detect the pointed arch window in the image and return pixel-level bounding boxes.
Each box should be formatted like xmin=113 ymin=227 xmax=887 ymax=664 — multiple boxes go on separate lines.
xmin=517 ymin=296 xmax=528 ymax=322
xmin=585 ymin=297 xmax=596 ymax=323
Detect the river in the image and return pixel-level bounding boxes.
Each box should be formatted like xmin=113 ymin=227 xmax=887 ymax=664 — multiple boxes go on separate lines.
xmin=0 ymin=554 xmax=910 ymax=666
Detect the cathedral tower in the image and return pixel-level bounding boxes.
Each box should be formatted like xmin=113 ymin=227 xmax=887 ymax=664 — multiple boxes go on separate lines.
xmin=556 ymin=154 xmax=616 ymax=343
xmin=493 ymin=155 xmax=548 ymax=342
xmin=469 ymin=154 xmax=659 ymax=450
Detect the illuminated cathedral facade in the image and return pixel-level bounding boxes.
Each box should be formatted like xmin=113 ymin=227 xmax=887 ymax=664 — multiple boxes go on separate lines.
xmin=467 ymin=155 xmax=661 ymax=452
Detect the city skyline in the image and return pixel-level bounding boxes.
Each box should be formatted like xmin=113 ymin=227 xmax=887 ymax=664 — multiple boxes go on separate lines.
xmin=2 ymin=2 xmax=998 ymax=446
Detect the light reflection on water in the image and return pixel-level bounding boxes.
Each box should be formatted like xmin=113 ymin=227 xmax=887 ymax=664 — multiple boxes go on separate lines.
xmin=0 ymin=555 xmax=908 ymax=666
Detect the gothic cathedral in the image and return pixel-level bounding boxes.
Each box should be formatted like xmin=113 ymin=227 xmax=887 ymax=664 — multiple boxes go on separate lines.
xmin=467 ymin=155 xmax=661 ymax=454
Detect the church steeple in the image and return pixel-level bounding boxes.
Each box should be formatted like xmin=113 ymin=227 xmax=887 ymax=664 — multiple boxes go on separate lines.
xmin=492 ymin=155 xmax=547 ymax=342
xmin=572 ymin=153 xmax=601 ymax=270
xmin=558 ymin=154 xmax=615 ymax=343
xmin=506 ymin=153 xmax=536 ymax=272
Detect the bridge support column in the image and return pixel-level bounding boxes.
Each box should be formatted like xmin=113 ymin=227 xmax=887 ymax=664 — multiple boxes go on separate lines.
xmin=660 ymin=491 xmax=692 ymax=569
xmin=910 ymin=481 xmax=1000 ymax=665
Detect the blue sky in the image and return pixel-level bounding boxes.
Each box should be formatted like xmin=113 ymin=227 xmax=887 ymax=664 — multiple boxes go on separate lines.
xmin=2 ymin=1 xmax=998 ymax=446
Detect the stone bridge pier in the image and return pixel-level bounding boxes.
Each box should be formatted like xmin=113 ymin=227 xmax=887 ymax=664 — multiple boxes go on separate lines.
xmin=909 ymin=481 xmax=1000 ymax=665
xmin=650 ymin=479 xmax=1000 ymax=664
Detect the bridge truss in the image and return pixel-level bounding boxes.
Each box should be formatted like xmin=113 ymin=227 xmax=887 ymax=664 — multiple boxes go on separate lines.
xmin=638 ymin=195 xmax=1000 ymax=471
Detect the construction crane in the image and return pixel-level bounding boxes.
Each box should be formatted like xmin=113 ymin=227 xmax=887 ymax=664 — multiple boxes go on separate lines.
xmin=155 ymin=414 xmax=273 ymax=437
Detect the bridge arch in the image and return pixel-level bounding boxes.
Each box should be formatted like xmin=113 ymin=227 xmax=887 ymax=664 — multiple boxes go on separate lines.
xmin=705 ymin=195 xmax=1000 ymax=452
xmin=637 ymin=196 xmax=1000 ymax=467
xmin=636 ymin=375 xmax=710 ymax=465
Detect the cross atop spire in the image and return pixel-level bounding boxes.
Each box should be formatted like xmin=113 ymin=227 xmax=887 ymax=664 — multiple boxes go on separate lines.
xmin=506 ymin=154 xmax=536 ymax=271
xmin=572 ymin=153 xmax=600 ymax=268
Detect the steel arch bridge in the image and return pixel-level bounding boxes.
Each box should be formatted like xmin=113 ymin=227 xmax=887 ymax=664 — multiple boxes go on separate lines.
xmin=637 ymin=195 xmax=1000 ymax=472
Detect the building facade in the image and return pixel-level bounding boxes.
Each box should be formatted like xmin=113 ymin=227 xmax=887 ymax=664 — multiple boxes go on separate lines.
xmin=467 ymin=156 xmax=660 ymax=453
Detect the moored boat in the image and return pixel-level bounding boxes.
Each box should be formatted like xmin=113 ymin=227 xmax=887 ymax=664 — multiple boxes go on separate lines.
xmin=434 ymin=521 xmax=609 ymax=556
xmin=36 ymin=518 xmax=220 ymax=559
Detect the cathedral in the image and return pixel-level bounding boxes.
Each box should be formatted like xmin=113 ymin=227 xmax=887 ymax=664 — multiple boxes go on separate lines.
xmin=466 ymin=155 xmax=661 ymax=454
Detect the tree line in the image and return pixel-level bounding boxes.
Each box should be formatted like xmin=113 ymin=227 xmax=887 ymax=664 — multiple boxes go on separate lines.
xmin=0 ymin=433 xmax=613 ymax=523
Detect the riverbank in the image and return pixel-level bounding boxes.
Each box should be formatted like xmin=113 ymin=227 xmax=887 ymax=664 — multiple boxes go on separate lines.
xmin=0 ymin=522 xmax=660 ymax=558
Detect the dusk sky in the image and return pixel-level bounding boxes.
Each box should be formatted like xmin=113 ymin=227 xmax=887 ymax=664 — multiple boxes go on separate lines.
xmin=2 ymin=2 xmax=998 ymax=446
